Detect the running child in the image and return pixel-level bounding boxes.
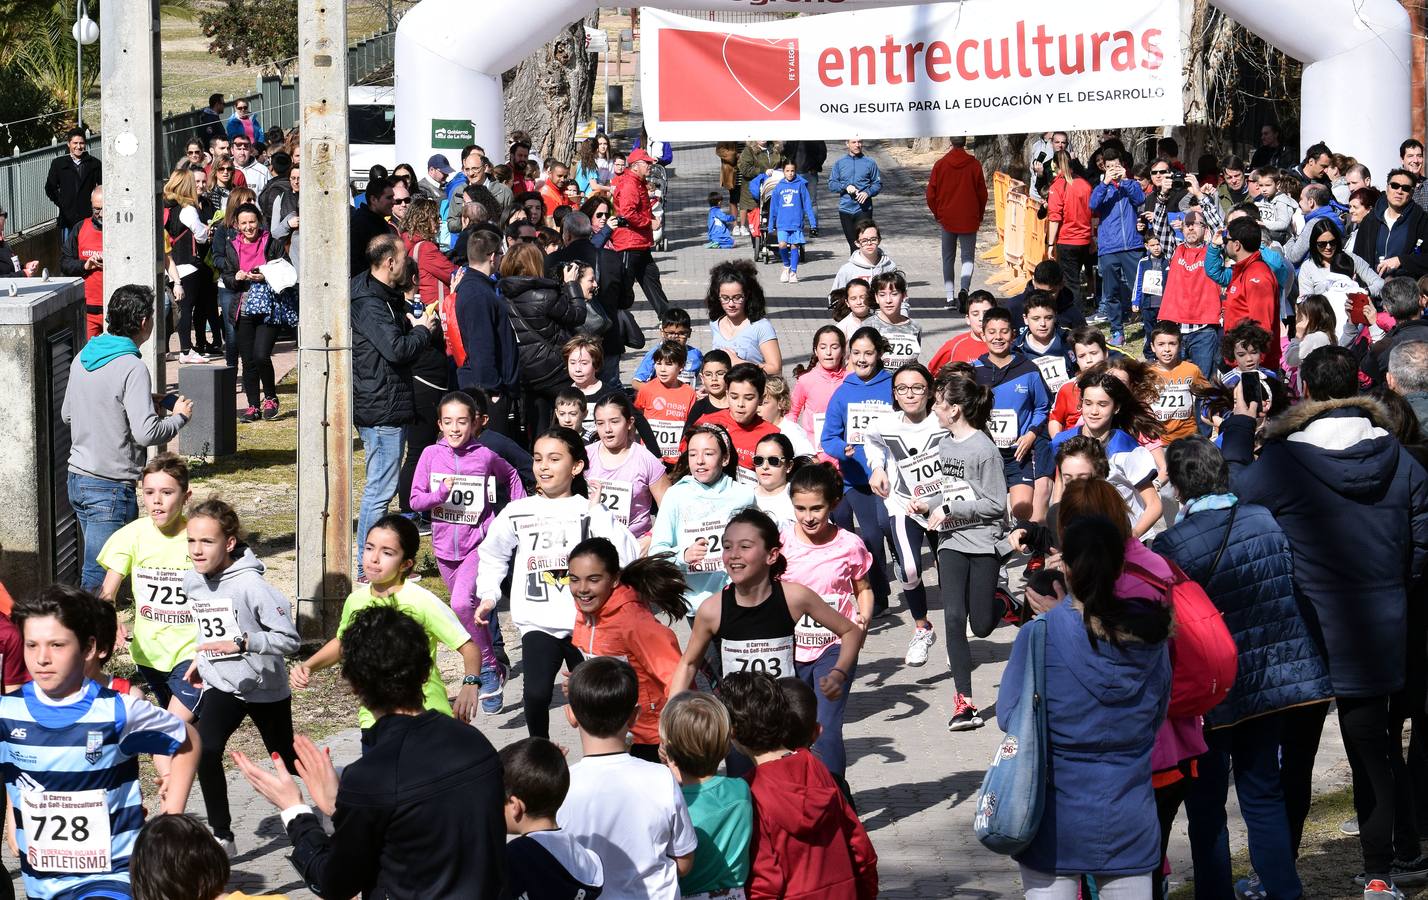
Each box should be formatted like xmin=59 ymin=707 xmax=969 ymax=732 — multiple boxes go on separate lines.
xmin=789 ymin=324 xmax=848 ymax=454
xmin=821 ymin=326 xmax=895 ymax=615
xmin=758 ymin=374 xmax=817 ymax=458
xmin=97 ymin=453 xmax=199 ymax=720
xmin=409 ymin=390 xmax=526 ymax=712
xmin=586 ymin=394 xmax=672 ymax=551
xmin=835 ymin=278 xmax=876 ymax=343
xmin=929 ymin=291 xmax=995 ymax=373
xmin=868 ymin=271 xmax=923 ymax=370
xmin=916 ymin=372 xmax=1007 ymax=731
xmin=1047 ymin=325 xmax=1113 ymax=437
xmin=181 ymin=497 xmax=299 ymax=857
xmin=633 ymin=308 xmax=703 ymax=387
xmin=685 ymin=350 xmax=732 ymax=427
xmin=770 ymin=160 xmax=817 ymax=284
xmin=693 ymin=363 xmax=781 ymax=480
xmin=707 ymin=191 xmax=736 ymax=249
xmin=636 ymin=341 xmax=698 ymax=463
xmin=650 ymin=424 xmax=758 ymax=615
xmin=781 ymin=463 xmax=873 ymax=782
xmin=659 ymin=692 xmax=753 ymax=900
xmin=475 ymin=428 xmax=639 ymax=739
xmin=499 ymin=737 xmax=605 ymax=900
xmin=2 ymin=585 xmax=199 ymax=900
xmin=719 ymin=672 xmax=878 ymax=899
xmin=1050 ymin=369 xmax=1164 ymax=538
xmin=864 ymin=363 xmax=949 ymax=666
xmin=1147 ymin=322 xmax=1211 ymax=443
xmin=291 ymin=514 xmax=483 ymax=728
xmin=753 ymin=432 xmax=798 ymax=528
xmin=558 ymin=657 xmax=698 ymax=900
xmin=568 ymin=538 xmax=687 ymax=761
xmin=1014 ymin=291 xmax=1079 ymax=395
xmin=973 ymin=307 xmax=1052 ymax=523
xmin=669 ymin=507 xmax=863 ymax=697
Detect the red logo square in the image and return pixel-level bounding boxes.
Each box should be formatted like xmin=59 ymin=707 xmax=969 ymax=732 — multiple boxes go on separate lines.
xmin=659 ymin=29 xmax=800 ymax=122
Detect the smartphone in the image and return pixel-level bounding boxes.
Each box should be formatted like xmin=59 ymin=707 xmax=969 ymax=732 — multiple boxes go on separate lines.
xmin=1026 ymin=568 xmax=1066 ymax=599
xmin=1239 ymin=370 xmax=1262 ymax=405
xmin=161 ymin=393 xmax=179 ymax=411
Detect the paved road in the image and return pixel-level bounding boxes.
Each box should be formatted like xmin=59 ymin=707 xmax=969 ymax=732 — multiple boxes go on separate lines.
xmin=29 ymin=133 xmax=1352 ymax=898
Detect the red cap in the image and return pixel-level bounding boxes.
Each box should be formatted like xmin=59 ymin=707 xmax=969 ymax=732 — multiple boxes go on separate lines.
xmin=626 ymin=148 xmax=656 ymax=167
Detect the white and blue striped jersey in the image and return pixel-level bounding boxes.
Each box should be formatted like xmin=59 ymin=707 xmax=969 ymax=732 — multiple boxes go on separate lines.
xmin=0 ymin=680 xmax=185 ymax=899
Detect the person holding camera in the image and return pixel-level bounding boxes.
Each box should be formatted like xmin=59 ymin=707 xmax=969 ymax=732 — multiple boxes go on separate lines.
xmin=1089 ymin=147 xmax=1146 ymax=346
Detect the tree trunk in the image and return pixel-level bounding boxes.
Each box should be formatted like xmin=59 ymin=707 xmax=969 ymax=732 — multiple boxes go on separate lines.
xmin=502 ymin=18 xmax=596 ymax=167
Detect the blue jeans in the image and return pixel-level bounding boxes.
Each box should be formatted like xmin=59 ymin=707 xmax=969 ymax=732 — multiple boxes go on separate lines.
xmin=1097 ymin=249 xmax=1140 ymax=332
xmin=217 ymin=287 xmax=240 ymax=368
xmin=795 ymin=649 xmax=855 ymax=777
xmin=1180 ymin=325 xmax=1221 ymax=382
xmin=1184 ymin=713 xmax=1303 ymax=900
xmin=356 ymin=425 xmax=406 ymax=577
xmin=67 ymin=473 xmax=137 ymax=591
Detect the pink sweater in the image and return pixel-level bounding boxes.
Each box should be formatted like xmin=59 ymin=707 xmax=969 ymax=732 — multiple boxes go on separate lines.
xmin=409 ymin=440 xmax=526 ymax=559
xmin=788 ymin=365 xmax=848 ymax=444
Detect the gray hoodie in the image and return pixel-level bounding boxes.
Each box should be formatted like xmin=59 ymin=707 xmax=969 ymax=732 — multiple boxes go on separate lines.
xmin=832 ymin=247 xmax=898 ymax=293
xmin=927 ymin=429 xmax=1007 ymax=554
xmin=183 ymin=548 xmax=299 ymax=702
xmin=62 ymin=351 xmax=187 ymax=482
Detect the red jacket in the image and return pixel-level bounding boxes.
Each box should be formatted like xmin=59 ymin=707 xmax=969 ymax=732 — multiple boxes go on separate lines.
xmin=925 ymin=148 xmax=987 ymax=234
xmin=1224 ymin=251 xmax=1281 ymax=369
xmin=609 ymin=169 xmax=654 ymax=252
xmin=1159 ymin=243 xmax=1221 ymax=327
xmin=1047 ymin=176 xmax=1093 ymax=246
xmin=929 ymin=332 xmax=987 ymax=374
xmin=746 ymin=748 xmax=878 ymax=900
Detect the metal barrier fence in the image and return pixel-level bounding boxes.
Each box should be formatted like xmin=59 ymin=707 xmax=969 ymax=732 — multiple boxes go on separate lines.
xmin=1 ymin=30 xmax=394 ymax=240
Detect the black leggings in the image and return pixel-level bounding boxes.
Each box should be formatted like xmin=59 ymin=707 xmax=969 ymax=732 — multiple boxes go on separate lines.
xmin=1151 ymin=768 xmax=1193 ymax=900
xmin=176 ymin=270 xmax=208 ymax=353
xmin=521 ymin=630 xmax=583 ymax=739
xmin=1339 ymin=694 xmax=1415 ymax=875
xmin=398 ymin=379 xmax=445 ymax=515
xmin=196 ymin=690 xmax=296 ymax=840
xmin=237 ymin=314 xmax=280 ymax=408
xmin=935 ymin=548 xmax=1000 ymax=697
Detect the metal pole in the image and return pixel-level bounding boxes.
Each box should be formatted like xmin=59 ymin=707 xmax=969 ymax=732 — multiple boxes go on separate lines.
xmin=75 ymin=0 xmax=82 ymax=127
xmin=603 ymin=40 xmax=609 ymax=135
xmin=99 ymin=0 xmax=162 ymax=386
xmin=295 ymin=0 xmax=352 ymax=640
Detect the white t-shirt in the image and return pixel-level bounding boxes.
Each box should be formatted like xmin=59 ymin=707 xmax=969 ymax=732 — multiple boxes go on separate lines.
xmin=557 ymin=753 xmax=698 ymax=900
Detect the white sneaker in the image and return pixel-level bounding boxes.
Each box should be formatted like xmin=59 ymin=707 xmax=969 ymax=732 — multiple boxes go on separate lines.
xmin=179 ymin=350 xmax=207 ymax=365
xmin=779 ymin=267 xmax=790 ymax=283
xmin=905 ymin=626 xmax=935 ymax=666
xmin=788 ymin=271 xmax=799 ymax=283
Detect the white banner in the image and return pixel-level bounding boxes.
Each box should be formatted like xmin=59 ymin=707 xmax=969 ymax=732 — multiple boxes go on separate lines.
xmin=641 ymin=1 xmax=1183 ymax=140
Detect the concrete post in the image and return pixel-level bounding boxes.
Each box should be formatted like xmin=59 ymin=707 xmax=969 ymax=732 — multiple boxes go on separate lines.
xmin=98 ymin=0 xmax=163 ymax=385
xmin=295 ymin=0 xmax=353 ymax=639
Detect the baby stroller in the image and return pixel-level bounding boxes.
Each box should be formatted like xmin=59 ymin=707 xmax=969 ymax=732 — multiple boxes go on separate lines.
xmin=748 ymin=171 xmax=781 ymax=265
xmin=648 ymin=162 xmax=670 ymax=252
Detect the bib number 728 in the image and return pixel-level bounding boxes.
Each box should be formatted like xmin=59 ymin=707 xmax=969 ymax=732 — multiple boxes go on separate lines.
xmin=29 ymin=814 xmax=90 ymax=843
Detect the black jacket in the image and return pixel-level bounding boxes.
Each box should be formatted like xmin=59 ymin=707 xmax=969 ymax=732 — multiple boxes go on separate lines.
xmin=216 ymin=228 xmax=287 ymax=291
xmin=44 ymin=152 xmax=102 ymax=228
xmin=1364 ymin=316 xmax=1428 ymax=386
xmin=350 ymin=270 xmax=430 ymax=428
xmin=58 ymin=216 xmax=100 ymax=278
xmin=546 ymin=239 xmax=630 ymax=361
xmin=350 ymin=205 xmax=397 ymax=276
xmin=286 ymin=710 xmax=505 ymax=899
xmin=499 ymin=275 xmax=587 ymax=393
xmin=1352 ymin=196 xmax=1428 ymax=275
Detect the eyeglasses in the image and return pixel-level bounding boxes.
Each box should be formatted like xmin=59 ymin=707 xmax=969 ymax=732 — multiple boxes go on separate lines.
xmin=857 ymin=237 xmax=881 ymax=245
xmin=661 ymin=328 xmax=691 ymax=339
xmin=752 ymin=455 xmax=786 ymax=467
xmin=720 ymin=293 xmax=745 ymax=303
xmin=1389 ymin=181 xmax=1414 ymax=192
xmin=894 ymin=384 xmax=928 ymax=396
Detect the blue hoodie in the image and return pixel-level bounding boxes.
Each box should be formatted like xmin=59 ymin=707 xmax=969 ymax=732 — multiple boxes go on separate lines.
xmin=767 ymin=174 xmax=817 ymax=234
xmin=79 ymin=334 xmax=139 ymax=372
xmin=828 ymin=153 xmax=881 ymax=216
xmin=999 ymin=599 xmax=1170 ymax=875
xmin=973 ymin=353 xmax=1051 ymax=444
xmin=707 ymin=207 xmax=735 ymax=249
xmin=821 ymin=368 xmax=894 ymax=486
xmin=1089 ymin=178 xmax=1146 ymax=255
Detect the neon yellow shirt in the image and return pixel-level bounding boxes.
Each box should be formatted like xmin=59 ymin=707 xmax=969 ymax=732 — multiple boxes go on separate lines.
xmin=338 ymin=580 xmax=470 ymax=728
xmin=96 ymin=516 xmax=194 ymax=671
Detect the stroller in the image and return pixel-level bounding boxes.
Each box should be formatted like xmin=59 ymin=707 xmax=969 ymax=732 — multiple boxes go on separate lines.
xmin=747 ymin=171 xmax=781 ymax=265
xmin=648 ymin=162 xmax=670 ymax=252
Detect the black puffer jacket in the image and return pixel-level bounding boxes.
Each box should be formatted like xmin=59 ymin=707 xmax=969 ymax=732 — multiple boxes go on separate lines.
xmin=349 ymin=271 xmax=430 ymax=428
xmin=498 ymin=275 xmax=587 ymax=393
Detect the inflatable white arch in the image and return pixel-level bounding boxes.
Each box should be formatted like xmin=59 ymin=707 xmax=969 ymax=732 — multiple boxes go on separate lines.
xmin=395 ymin=0 xmax=1410 ymax=181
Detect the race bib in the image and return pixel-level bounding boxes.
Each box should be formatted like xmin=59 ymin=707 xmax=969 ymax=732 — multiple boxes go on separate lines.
xmin=1153 ymin=383 xmax=1193 ymax=421
xmin=1141 ymin=269 xmax=1164 ymax=296
xmin=812 ymin=413 xmax=827 ymax=452
xmin=515 ymin=516 xmax=587 ymax=603
xmin=681 ymin=517 xmax=727 ymax=574
xmin=720 ymin=636 xmax=794 ymax=678
xmin=896 ymin=448 xmax=944 ymax=502
xmin=431 ymin=473 xmax=495 ymax=525
xmin=589 ymin=479 xmax=634 ymax=527
xmin=936 ymin=477 xmax=979 ymax=531
xmin=987 ymin=408 xmax=1018 ymax=449
xmin=21 ymin=789 xmax=112 ymax=875
xmin=736 ymin=466 xmax=759 ymax=486
xmin=648 ymin=418 xmax=684 ymax=458
xmin=795 ymin=611 xmax=850 ymax=652
xmin=1033 ymin=355 xmax=1070 ymax=394
xmin=132 ymin=568 xmax=191 ymax=625
xmin=885 ymin=335 xmax=921 ymax=369
xmin=193 ymin=597 xmax=241 ymax=661
xmin=845 ymin=401 xmax=889 ymax=446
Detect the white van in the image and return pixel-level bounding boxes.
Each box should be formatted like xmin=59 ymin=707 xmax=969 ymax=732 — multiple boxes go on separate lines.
xmin=348 ymin=85 xmax=395 ymax=190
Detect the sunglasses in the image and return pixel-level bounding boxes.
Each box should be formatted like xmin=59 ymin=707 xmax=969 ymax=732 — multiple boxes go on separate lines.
xmin=752 ymin=455 xmax=786 ymax=468
xmin=1151 ymin=168 xmax=1170 ymax=175
xmin=516 ymin=235 xmax=538 ymax=243
xmin=187 ymin=149 xmax=203 ymax=156
xmin=1315 ymin=239 xmax=1338 ymax=248
xmin=392 ymin=197 xmax=410 ymax=205
xmin=235 ymin=105 xmax=249 ymax=111
xmin=1390 ymin=181 xmax=1414 ymax=192
xmin=216 ymin=167 xmax=233 ymax=173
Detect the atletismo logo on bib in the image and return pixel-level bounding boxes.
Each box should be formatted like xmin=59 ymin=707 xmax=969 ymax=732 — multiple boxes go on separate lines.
xmin=660 ymin=29 xmax=800 ymax=122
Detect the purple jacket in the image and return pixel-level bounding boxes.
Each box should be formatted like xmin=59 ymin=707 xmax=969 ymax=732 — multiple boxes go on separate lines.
xmin=409 ymin=440 xmax=525 ymax=559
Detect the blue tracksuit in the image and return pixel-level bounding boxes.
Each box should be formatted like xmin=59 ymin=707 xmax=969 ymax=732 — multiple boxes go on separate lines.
xmin=828 ymin=154 xmax=882 ymax=216
xmin=707 ymin=207 xmax=735 ymax=248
